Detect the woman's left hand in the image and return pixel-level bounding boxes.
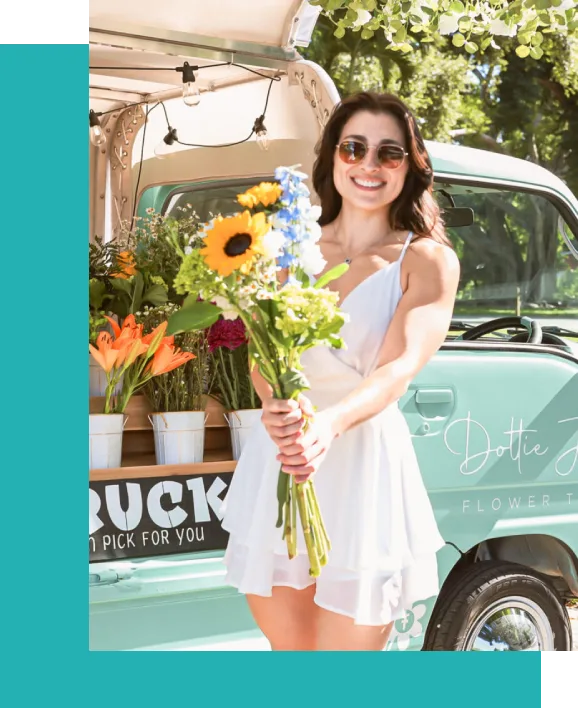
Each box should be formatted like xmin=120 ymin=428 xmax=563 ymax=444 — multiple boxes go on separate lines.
xmin=276 ymin=410 xmax=337 ymax=483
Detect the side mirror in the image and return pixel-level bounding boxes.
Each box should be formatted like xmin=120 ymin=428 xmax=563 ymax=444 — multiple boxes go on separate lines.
xmin=443 ymin=207 xmax=474 ymax=228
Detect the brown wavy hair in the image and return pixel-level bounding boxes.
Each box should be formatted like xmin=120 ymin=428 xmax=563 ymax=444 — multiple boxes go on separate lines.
xmin=312 ymin=91 xmax=450 ymax=246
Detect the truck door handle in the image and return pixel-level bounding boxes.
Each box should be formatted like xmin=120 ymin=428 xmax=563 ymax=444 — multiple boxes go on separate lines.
xmin=415 ymin=388 xmax=454 ymax=405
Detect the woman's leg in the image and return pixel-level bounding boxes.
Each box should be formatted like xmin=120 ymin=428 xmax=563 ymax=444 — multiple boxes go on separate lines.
xmin=315 ymin=605 xmax=394 ymax=651
xmin=246 ymin=585 xmax=318 ymax=651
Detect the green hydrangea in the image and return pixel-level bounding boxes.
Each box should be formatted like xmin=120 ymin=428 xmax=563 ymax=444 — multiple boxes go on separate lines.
xmin=274 ymin=284 xmax=347 ymax=346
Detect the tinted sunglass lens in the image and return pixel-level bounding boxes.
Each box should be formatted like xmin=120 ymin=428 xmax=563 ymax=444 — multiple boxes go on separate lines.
xmin=378 ymin=145 xmax=405 ymax=167
xmin=339 ymin=141 xmax=366 ymax=163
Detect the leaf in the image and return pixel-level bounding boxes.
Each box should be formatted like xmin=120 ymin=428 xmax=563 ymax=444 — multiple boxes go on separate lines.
xmin=530 ymin=46 xmax=544 ymax=60
xmin=129 ymin=271 xmax=144 ymax=314
xmin=394 ymin=26 xmax=407 ymax=42
xmin=517 ymin=31 xmax=531 ymax=44
xmin=400 ymin=42 xmax=413 ymax=53
xmin=516 ymin=44 xmax=531 ymax=58
xmin=167 ymin=302 xmax=221 ymax=335
xmin=458 ymin=17 xmax=472 ymax=32
xmin=313 ymin=262 xmax=349 ymax=290
xmin=89 ymin=279 xmax=107 ymax=310
xmin=452 ymin=32 xmax=466 ymax=47
xmin=183 ymin=292 xmax=201 ymax=308
xmin=278 ymin=368 xmax=311 ymax=398
xmin=143 ymin=284 xmax=169 ymax=306
xmin=465 ymin=41 xmax=478 ymax=54
xmin=109 ymin=278 xmax=132 ymax=294
xmin=450 ymin=0 xmax=465 ymax=12
xmin=334 ymin=26 xmax=346 ymax=38
xmin=481 ymin=37 xmax=492 ymax=51
xmin=361 ymin=28 xmax=374 ymax=39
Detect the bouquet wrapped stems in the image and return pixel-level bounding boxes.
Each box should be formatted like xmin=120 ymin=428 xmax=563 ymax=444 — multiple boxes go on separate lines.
xmin=244 ymin=312 xmax=330 ymax=577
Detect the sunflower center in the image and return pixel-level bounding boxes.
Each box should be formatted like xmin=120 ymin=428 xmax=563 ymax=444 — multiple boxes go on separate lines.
xmin=225 ymin=233 xmax=253 ymax=257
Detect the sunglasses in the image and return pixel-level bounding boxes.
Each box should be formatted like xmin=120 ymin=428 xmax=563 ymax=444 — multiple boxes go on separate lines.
xmin=336 ymin=139 xmax=408 ymax=169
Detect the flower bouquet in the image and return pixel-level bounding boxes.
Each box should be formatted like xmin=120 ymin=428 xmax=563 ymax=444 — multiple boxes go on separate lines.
xmin=89 ymin=314 xmax=195 ymax=415
xmin=136 ymin=304 xmax=213 ymax=465
xmin=208 ymin=317 xmax=258 ymax=412
xmin=208 ymin=317 xmax=260 ymax=460
xmin=166 ymin=166 xmax=348 ymax=578
xmin=89 ymin=313 xmax=196 ymax=469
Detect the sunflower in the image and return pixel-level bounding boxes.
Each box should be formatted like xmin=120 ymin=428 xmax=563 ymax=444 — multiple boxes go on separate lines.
xmin=237 ymin=182 xmax=282 ymax=209
xmin=200 ymin=211 xmax=270 ymax=277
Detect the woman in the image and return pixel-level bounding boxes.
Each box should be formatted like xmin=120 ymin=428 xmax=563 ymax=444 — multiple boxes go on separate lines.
xmin=221 ymin=92 xmax=460 ymax=651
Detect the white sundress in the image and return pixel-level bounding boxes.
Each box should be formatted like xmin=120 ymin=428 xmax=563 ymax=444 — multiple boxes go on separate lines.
xmin=220 ymin=230 xmax=446 ymax=626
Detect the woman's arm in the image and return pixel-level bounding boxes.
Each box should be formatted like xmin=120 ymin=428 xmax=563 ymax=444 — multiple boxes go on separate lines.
xmin=327 ymin=241 xmax=460 ymax=436
xmin=277 ymin=241 xmax=460 ymax=480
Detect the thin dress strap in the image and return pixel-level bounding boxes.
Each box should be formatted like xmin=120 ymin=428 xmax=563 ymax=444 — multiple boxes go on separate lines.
xmin=398 ymin=231 xmax=414 ymax=262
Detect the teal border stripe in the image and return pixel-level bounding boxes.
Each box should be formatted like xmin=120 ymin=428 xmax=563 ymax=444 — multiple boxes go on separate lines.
xmin=1 ymin=43 xmax=540 ymax=707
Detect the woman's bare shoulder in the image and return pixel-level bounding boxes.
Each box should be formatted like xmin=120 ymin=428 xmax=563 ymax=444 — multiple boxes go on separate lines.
xmin=407 ymin=236 xmax=460 ymax=277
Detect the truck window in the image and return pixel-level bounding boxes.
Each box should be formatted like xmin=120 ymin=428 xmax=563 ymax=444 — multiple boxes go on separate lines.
xmin=436 ymin=185 xmax=578 ymax=325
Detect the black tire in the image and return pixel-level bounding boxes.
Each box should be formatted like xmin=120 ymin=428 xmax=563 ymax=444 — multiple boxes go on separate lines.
xmin=423 ymin=560 xmax=572 ymax=651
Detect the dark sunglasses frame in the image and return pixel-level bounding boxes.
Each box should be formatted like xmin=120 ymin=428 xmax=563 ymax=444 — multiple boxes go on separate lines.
xmin=336 ymin=139 xmax=408 ymax=168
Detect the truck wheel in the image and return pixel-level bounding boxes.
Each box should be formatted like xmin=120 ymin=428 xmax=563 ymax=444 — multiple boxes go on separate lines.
xmin=423 ymin=560 xmax=571 ymax=651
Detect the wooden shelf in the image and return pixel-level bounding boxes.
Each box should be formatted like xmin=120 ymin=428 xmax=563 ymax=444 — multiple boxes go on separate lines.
xmin=90 ymin=449 xmax=237 ymax=481
xmin=89 ymin=395 xmax=256 ymax=482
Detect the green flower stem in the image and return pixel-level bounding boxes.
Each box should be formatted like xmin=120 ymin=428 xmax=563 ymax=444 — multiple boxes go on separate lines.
xmin=290 ymin=477 xmax=297 ymax=557
xmin=296 ymin=481 xmax=321 ymax=578
xmin=236 ymin=311 xmax=281 ymax=398
xmin=218 ymin=346 xmax=238 ymax=410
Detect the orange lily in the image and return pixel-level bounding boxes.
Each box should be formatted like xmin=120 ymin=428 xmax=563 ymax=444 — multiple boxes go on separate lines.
xmin=113 ymin=251 xmax=137 ymax=279
xmin=147 ymin=341 xmax=196 ymax=376
xmin=89 ymin=332 xmax=120 ymax=373
xmin=142 ymin=321 xmax=169 ymax=346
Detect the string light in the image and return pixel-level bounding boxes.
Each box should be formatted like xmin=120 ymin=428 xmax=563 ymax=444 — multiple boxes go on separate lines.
xmin=154 ymin=126 xmax=179 ymax=159
xmin=89 ymin=109 xmax=107 ymax=147
xmin=88 ymin=63 xmax=280 ymax=158
xmin=176 ymin=61 xmax=201 ymax=107
xmin=253 ymin=115 xmax=269 ymax=151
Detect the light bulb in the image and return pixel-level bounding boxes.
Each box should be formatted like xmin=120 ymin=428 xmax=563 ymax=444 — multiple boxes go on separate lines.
xmin=183 ymin=82 xmax=201 ymax=106
xmin=256 ymin=128 xmax=269 ymax=151
xmin=253 ymin=115 xmax=269 ymax=151
xmin=155 ymin=127 xmax=178 ymax=159
xmin=90 ymin=124 xmax=107 ymax=147
xmin=89 ymin=110 xmax=107 ymax=147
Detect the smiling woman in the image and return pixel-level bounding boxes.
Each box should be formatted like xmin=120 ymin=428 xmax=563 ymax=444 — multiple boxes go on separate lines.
xmin=219 ymin=92 xmax=461 ymax=651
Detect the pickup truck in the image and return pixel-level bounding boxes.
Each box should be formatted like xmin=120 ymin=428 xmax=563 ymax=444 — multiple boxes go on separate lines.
xmin=89 ymin=0 xmax=578 ymax=651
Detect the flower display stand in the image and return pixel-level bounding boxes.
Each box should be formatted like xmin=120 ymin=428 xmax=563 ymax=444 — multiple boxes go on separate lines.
xmin=89 ymin=394 xmax=244 ymax=563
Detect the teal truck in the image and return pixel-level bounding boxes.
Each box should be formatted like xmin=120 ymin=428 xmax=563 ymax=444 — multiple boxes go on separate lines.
xmin=89 ymin=0 xmax=578 ymax=650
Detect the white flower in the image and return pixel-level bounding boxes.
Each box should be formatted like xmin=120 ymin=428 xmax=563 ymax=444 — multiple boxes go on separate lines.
xmin=268 ymin=212 xmax=290 ymax=232
xmin=306 ymin=219 xmax=322 ymax=243
xmin=213 ymin=295 xmax=238 ymax=321
xmin=262 ymin=229 xmax=286 ymax=260
xmin=298 ymin=240 xmax=326 ymax=278
xmin=352 ymin=9 xmax=372 ymax=27
xmin=184 ymin=245 xmax=193 ymax=255
xmin=309 ymin=204 xmax=322 ymax=222
xmin=438 ymin=13 xmax=460 ymax=35
xmin=489 ymin=18 xmax=516 ymax=36
xmin=558 ymin=0 xmax=575 ymax=10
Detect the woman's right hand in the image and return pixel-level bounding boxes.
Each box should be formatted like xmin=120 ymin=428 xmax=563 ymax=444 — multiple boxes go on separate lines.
xmin=261 ymin=395 xmax=314 ymax=452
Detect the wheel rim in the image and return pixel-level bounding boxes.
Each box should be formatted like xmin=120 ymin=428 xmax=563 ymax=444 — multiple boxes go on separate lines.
xmin=463 ymin=596 xmax=555 ymax=651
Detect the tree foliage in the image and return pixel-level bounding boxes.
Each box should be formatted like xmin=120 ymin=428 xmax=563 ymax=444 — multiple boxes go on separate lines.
xmin=311 ymin=0 xmax=578 ymax=57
